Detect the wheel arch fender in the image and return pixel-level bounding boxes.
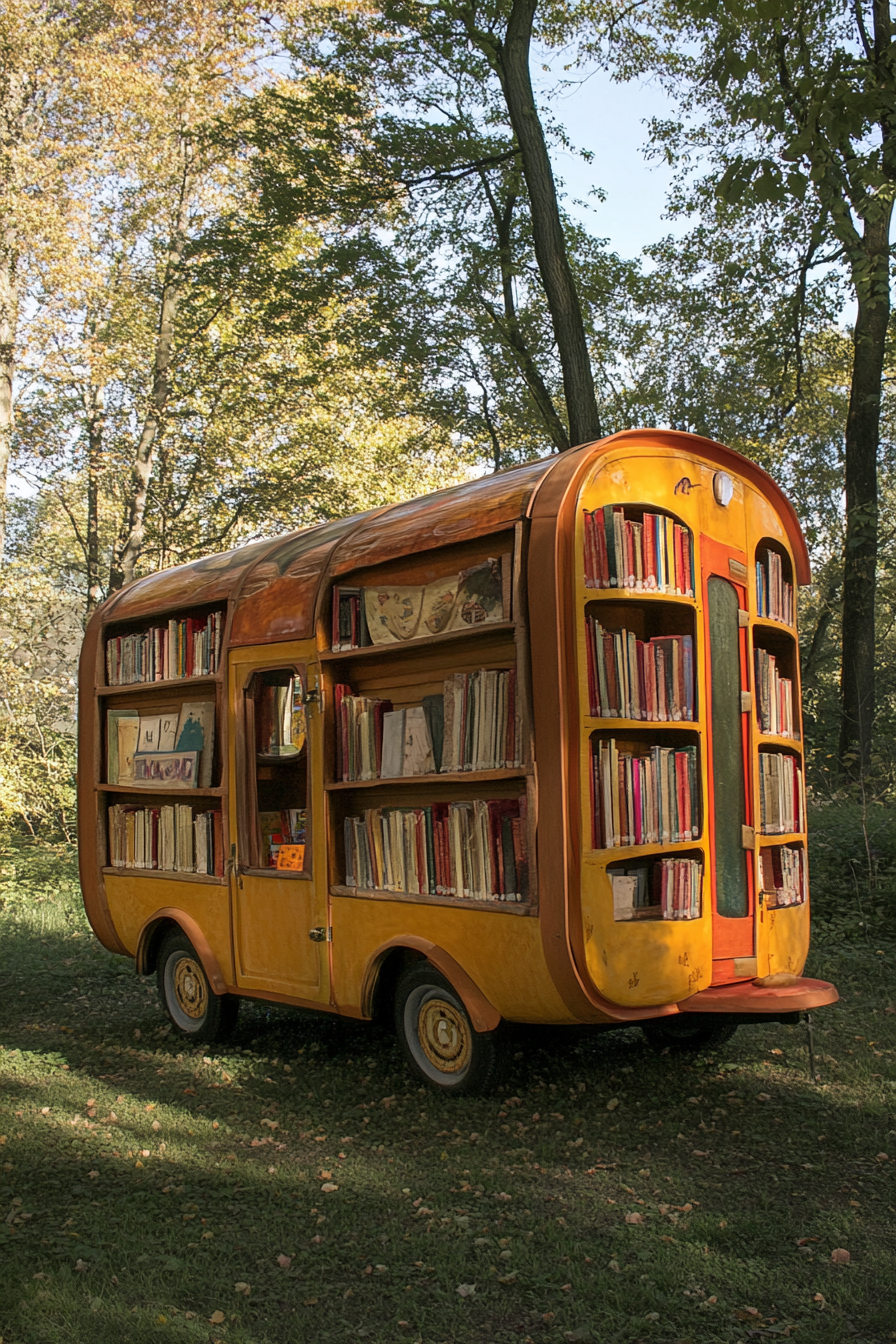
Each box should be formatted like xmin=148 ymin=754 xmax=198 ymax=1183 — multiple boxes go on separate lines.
xmin=136 ymin=909 xmax=227 ymax=995
xmin=361 ymin=936 xmax=501 ymax=1033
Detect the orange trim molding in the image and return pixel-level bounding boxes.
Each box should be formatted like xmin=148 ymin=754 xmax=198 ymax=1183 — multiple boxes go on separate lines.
xmin=136 ymin=908 xmax=228 ymax=995
xmin=361 ymin=936 xmax=502 ymax=1033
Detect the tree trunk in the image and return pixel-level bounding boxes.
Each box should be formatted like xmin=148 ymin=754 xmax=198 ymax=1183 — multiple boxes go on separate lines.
xmin=479 ymin=175 xmax=571 ymax=452
xmin=482 ymin=0 xmax=602 ymax=448
xmin=0 ymin=236 xmax=17 ymax=564
xmin=837 ymin=207 xmax=892 ymax=775
xmin=108 ymin=142 xmax=194 ymax=592
xmin=85 ymin=379 xmax=105 ymax=617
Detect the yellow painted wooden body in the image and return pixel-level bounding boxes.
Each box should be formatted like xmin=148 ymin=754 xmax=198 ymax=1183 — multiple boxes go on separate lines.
xmin=78 ymin=430 xmax=834 ymax=1034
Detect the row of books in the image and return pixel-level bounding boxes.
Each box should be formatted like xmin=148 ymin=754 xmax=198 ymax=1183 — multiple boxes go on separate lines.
xmin=592 ymin=739 xmax=699 ymax=849
xmin=585 ymin=618 xmax=694 ymax=721
xmin=583 ymin=507 xmax=695 ymax=597
xmin=754 ymin=648 xmax=795 ymax=738
xmin=105 ymin=611 xmax=224 ymax=685
xmin=756 ymin=550 xmax=794 ymax=625
xmin=343 ymin=798 xmax=528 ymax=902
xmin=334 ymin=669 xmax=518 ymax=782
xmin=108 ymin=803 xmax=223 ymax=875
xmin=610 ymin=857 xmax=702 ymax=921
xmin=107 ymin=702 xmax=215 ymax=788
xmin=759 ymin=845 xmax=805 ymax=908
xmin=758 ymin=752 xmax=804 ymax=835
xmin=332 ymin=558 xmax=506 ymax=651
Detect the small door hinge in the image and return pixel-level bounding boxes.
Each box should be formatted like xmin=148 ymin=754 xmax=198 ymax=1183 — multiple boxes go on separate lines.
xmin=737 ymin=608 xmax=749 ymax=627
xmin=729 ymin=558 xmax=748 ymax=581
xmin=309 ymin=927 xmax=332 ymax=943
xmin=742 ymin=824 xmax=756 ymax=849
xmin=741 ymin=691 xmax=753 ymax=713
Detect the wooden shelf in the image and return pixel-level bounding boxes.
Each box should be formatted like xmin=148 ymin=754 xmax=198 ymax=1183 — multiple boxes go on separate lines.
xmin=756 ymin=732 xmax=802 ymax=750
xmin=326 ymin=767 xmax=527 ymax=792
xmin=97 ymin=674 xmax=221 ymax=697
xmin=330 ymin=884 xmax=534 ymax=914
xmin=757 ymin=831 xmax=805 ymax=844
xmin=101 ymin=866 xmax=226 ymax=886
xmin=98 ymin=783 xmax=225 ymax=797
xmin=582 ymin=588 xmax=696 ymax=607
xmin=320 ymin=620 xmax=517 ymax=662
xmin=752 ymin=617 xmax=796 ymax=636
xmin=583 ymin=717 xmax=700 ymax=732
xmin=584 ymin=838 xmax=705 ymax=862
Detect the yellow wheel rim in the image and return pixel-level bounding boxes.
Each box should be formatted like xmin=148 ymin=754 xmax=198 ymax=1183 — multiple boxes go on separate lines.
xmin=173 ymin=956 xmax=207 ymax=1020
xmin=416 ymin=996 xmax=472 ymax=1075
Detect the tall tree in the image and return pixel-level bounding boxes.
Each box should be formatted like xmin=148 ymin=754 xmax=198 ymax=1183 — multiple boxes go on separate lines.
xmin=648 ymin=0 xmax=896 ymax=772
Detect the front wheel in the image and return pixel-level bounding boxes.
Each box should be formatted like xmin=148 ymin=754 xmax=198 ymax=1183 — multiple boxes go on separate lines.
xmin=642 ymin=1017 xmax=738 ymax=1053
xmin=156 ymin=929 xmax=239 ymax=1043
xmin=394 ymin=963 xmax=502 ymax=1095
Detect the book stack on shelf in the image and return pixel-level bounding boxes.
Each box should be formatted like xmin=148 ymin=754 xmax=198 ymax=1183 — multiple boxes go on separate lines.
xmin=105 ymin=611 xmax=223 ymax=685
xmin=610 ymin=856 xmax=702 ymax=921
xmin=754 ymin=648 xmax=795 ymax=737
xmin=335 ymin=669 xmax=519 ymax=782
xmin=108 ymin=802 xmax=223 ymax=875
xmin=585 ymin=618 xmax=694 ymax=721
xmin=343 ymin=798 xmax=528 ymax=902
xmin=583 ymin=507 xmax=694 ymax=596
xmin=758 ymin=752 xmax=803 ymax=834
xmin=332 ymin=557 xmax=507 ymax=652
xmin=759 ymin=845 xmax=805 ymax=908
xmin=755 ymin=549 xmax=794 ymax=624
xmin=107 ymin=702 xmax=215 ymax=788
xmin=592 ymin=739 xmax=699 ymax=848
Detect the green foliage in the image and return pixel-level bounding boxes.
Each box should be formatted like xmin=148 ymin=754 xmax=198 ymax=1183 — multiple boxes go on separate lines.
xmin=0 ymin=566 xmax=79 ymax=841
xmin=807 ymin=800 xmax=896 ymax=939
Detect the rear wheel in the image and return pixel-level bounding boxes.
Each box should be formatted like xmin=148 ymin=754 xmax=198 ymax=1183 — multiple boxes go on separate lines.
xmin=156 ymin=929 xmax=239 ymax=1043
xmin=394 ymin=963 xmax=502 ymax=1095
xmin=642 ymin=1017 xmax=738 ymax=1052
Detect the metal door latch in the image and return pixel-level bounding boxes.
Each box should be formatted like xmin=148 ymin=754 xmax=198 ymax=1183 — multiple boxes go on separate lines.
xmin=309 ymin=927 xmax=332 ymax=942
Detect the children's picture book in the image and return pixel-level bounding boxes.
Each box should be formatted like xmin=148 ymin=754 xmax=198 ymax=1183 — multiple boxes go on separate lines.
xmin=175 ymin=701 xmax=216 ymax=787
xmin=133 ymin=750 xmax=199 ymax=787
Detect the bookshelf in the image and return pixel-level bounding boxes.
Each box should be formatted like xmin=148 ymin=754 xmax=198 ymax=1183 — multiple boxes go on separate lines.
xmin=95 ymin=601 xmax=228 ymax=882
xmin=320 ymin=528 xmax=537 ymax=911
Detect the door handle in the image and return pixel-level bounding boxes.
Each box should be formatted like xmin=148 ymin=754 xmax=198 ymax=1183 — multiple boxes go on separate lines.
xmin=309 ymin=927 xmax=329 ymax=942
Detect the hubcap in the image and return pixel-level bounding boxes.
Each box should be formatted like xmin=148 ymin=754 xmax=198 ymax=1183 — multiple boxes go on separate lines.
xmin=173 ymin=956 xmax=207 ymax=1020
xmin=416 ymin=996 xmax=471 ymax=1074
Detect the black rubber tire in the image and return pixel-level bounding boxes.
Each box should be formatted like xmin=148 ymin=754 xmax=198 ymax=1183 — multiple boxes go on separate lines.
xmin=641 ymin=1017 xmax=738 ymax=1053
xmin=156 ymin=929 xmax=239 ymax=1043
xmin=394 ymin=963 xmax=503 ymax=1095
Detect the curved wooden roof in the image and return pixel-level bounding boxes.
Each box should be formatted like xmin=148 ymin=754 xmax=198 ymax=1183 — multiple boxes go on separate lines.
xmin=91 ymin=430 xmax=810 ymax=643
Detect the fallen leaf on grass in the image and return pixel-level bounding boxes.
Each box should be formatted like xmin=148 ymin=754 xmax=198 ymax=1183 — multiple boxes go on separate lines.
xmin=303 ymin=1297 xmax=319 ymax=1306
xmin=497 ymin=1273 xmax=518 ymax=1285
xmin=321 ymin=1182 xmax=338 ymax=1193
xmin=276 ymin=1254 xmax=292 ymax=1268
xmin=830 ymin=1248 xmax=850 ymax=1264
xmin=74 ymin=1259 xmax=89 ymax=1272
xmin=456 ymin=1283 xmax=476 ymax=1297
xmin=209 ymin=1310 xmax=225 ymax=1324
xmin=234 ymin=1282 xmax=250 ymax=1295
xmin=606 ymin=1098 xmax=619 ymax=1111
xmin=796 ymin=1237 xmax=819 ymax=1246
xmin=625 ymin=1212 xmax=643 ymax=1225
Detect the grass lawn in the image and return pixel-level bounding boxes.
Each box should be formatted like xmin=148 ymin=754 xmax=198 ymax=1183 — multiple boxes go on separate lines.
xmin=1 ymin=843 xmax=895 ymax=1344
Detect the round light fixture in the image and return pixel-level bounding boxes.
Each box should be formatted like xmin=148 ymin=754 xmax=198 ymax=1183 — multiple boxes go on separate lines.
xmin=713 ymin=471 xmax=734 ymax=506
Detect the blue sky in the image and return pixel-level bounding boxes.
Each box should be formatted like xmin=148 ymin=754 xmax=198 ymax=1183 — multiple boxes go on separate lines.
xmin=540 ymin=65 xmax=684 ymax=259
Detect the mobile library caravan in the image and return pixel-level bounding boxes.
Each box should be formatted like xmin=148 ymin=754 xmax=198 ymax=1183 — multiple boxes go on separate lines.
xmin=78 ymin=429 xmax=838 ymax=1093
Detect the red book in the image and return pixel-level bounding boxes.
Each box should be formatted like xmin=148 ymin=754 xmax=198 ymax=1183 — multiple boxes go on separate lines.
xmin=675 ymin=751 xmax=690 ymax=841
xmin=643 ymin=513 xmax=657 ymax=589
xmin=594 ymin=509 xmax=609 ymax=586
xmin=585 ymin=619 xmax=598 ymax=716
xmin=212 ymin=811 xmax=224 ymax=876
xmin=583 ymin=511 xmax=597 ymax=585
